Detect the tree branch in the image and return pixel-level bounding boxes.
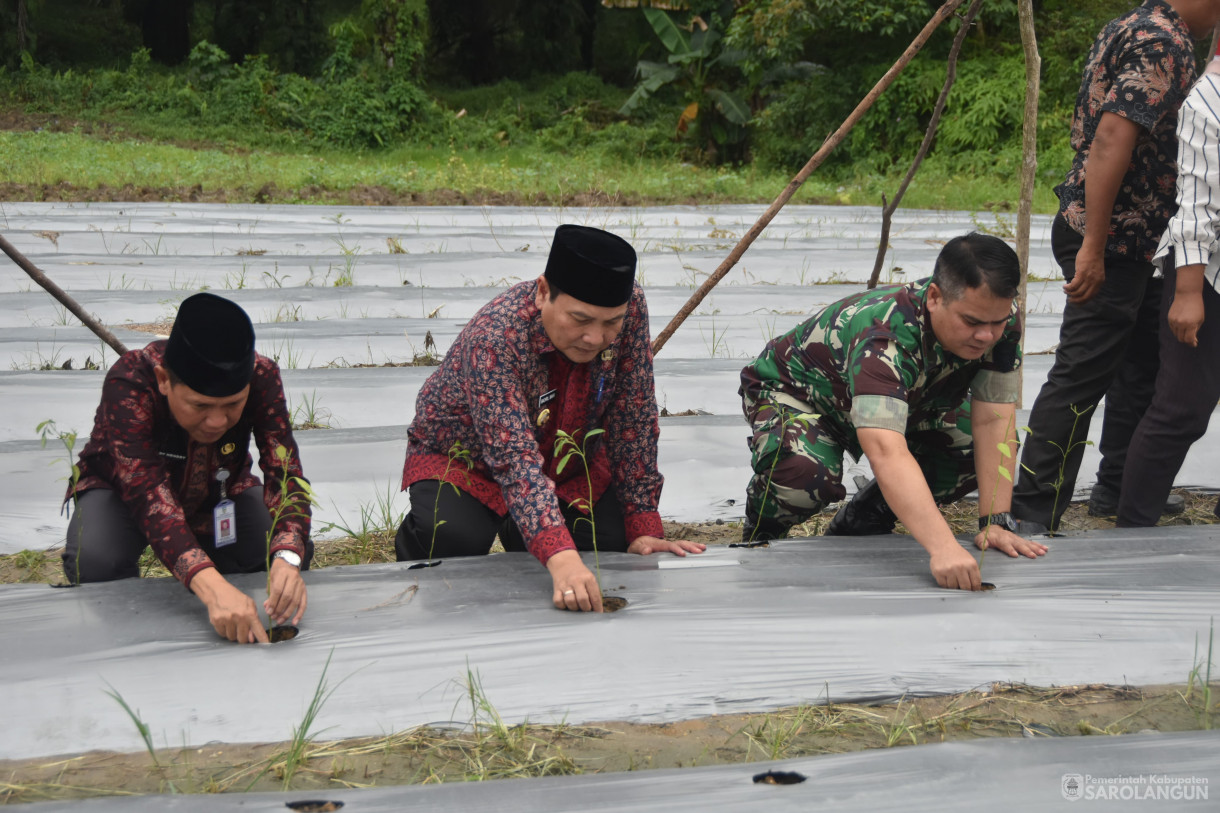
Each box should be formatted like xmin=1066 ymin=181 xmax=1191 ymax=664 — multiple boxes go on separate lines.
xmin=651 ymin=0 xmax=968 ymax=356
xmin=867 ymin=0 xmax=983 ymax=289
xmin=0 ymin=233 xmax=129 ymax=356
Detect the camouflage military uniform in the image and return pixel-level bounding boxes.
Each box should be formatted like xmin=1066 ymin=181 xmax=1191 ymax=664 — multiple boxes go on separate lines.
xmin=739 ymin=278 xmax=1022 ymax=532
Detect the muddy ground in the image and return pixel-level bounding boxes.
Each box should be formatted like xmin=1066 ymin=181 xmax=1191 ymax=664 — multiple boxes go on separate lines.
xmin=1 ymin=682 xmax=1215 ymax=804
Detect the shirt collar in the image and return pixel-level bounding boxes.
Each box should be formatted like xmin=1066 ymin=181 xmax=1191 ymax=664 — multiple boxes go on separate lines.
xmin=526 ymin=287 xmax=557 ymax=356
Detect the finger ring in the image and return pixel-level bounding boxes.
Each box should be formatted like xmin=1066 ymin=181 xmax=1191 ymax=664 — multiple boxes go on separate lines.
xmin=563 ymin=590 xmax=575 ymax=596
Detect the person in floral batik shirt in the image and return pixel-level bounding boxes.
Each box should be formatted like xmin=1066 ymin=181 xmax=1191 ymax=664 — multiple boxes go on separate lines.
xmin=397 ymin=225 xmax=704 ymax=612
xmin=66 ymin=293 xmax=312 ymax=644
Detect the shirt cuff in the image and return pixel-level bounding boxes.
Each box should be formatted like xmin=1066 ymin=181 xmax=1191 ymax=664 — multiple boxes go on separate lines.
xmin=1175 ymin=242 xmax=1213 ymax=269
xmin=175 ymin=548 xmax=216 ymax=590
xmin=850 ymin=395 xmax=909 ymax=434
xmin=970 ymin=370 xmax=1020 ymax=404
xmin=625 ymin=510 xmax=664 ymax=543
xmin=269 ymin=529 xmax=307 ymax=558
xmin=528 ymin=525 xmax=576 ymax=566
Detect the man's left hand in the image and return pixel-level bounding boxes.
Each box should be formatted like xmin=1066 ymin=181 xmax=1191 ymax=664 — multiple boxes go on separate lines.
xmin=973 ymin=527 xmax=1048 ymax=559
xmin=264 ymin=557 xmax=308 ymax=626
xmin=627 ymin=536 xmax=706 ymax=556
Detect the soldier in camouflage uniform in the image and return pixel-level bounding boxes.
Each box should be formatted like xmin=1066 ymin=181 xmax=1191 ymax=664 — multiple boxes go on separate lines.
xmin=739 ymin=233 xmax=1048 ymax=591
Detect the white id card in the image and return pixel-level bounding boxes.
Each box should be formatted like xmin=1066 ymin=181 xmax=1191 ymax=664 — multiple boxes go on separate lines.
xmin=213 ymin=499 xmax=237 ymax=547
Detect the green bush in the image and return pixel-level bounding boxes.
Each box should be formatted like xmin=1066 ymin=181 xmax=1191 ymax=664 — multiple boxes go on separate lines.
xmin=752 ymin=48 xmax=1071 ymax=178
xmin=3 ymin=37 xmax=436 ymax=150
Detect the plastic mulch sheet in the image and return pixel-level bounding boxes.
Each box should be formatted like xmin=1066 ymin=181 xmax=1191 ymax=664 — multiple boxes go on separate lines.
xmin=3 ymin=526 xmax=1217 ymax=761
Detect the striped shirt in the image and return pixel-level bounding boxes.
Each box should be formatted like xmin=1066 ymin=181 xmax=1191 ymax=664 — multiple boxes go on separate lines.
xmin=1155 ymin=71 xmax=1220 ymax=291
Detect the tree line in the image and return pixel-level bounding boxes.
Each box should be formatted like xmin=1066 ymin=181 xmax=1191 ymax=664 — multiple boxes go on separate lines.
xmin=1 ymin=1 xmax=1189 ymax=173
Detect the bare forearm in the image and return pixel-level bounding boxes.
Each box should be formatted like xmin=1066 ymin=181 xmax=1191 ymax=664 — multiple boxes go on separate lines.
xmin=972 ymin=400 xmax=1018 ymax=516
xmin=1081 ymin=113 xmax=1140 ymax=255
xmin=864 ymin=436 xmax=959 ymax=558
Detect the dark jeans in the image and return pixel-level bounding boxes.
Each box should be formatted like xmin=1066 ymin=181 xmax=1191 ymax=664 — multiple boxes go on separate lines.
xmin=395 ymin=479 xmax=628 ymax=561
xmin=62 ymin=486 xmax=313 ymax=583
xmin=1013 ymin=215 xmax=1162 ymax=528
xmin=1119 ymin=263 xmax=1220 ymax=526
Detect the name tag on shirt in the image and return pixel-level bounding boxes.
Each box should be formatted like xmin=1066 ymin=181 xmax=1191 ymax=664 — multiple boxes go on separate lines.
xmin=214 ymin=499 xmax=237 ymax=547
xmin=538 ymin=389 xmax=558 ymax=408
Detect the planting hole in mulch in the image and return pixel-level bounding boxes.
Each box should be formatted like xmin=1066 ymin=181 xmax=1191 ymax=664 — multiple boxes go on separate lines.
xmin=285 ymin=802 xmax=344 ymax=812
xmin=753 ymin=770 xmax=807 ymax=785
xmin=408 ymin=560 xmax=442 ymax=570
xmin=268 ymin=625 xmax=299 ymax=643
xmin=980 ymin=582 xmax=996 ymax=591
xmin=602 ymin=596 xmax=628 ymax=613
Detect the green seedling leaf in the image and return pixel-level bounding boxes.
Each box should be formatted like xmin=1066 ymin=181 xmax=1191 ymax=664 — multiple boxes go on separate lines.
xmin=586 ymin=428 xmax=605 ymax=440
xmin=999 ymin=466 xmax=1012 ymax=482
xmin=556 ymin=451 xmax=575 ymax=475
xmin=996 ymin=443 xmax=1012 ymax=458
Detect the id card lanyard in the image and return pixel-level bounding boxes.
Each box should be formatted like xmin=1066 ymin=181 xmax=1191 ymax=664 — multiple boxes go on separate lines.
xmin=213 ymin=469 xmax=237 ymax=547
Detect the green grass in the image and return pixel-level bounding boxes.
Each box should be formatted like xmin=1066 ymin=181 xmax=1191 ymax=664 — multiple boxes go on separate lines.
xmin=0 ymin=127 xmax=1063 ymax=212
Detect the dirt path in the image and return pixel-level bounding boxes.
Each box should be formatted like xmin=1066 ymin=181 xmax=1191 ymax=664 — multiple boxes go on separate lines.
xmin=2 ymin=682 xmax=1213 ymax=804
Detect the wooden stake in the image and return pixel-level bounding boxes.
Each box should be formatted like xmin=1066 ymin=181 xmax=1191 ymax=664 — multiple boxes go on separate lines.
xmin=1016 ymin=0 xmax=1041 ymax=409
xmin=650 ymin=0 xmax=968 ymax=356
xmin=0 ymin=233 xmax=129 ymax=356
xmin=867 ymin=0 xmax=983 ymax=289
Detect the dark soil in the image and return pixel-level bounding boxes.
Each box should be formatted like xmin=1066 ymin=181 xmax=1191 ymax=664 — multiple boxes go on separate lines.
xmin=0 ymin=180 xmax=717 ymax=208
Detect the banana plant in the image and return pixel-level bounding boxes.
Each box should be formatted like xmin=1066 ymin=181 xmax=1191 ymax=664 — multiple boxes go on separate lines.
xmin=620 ymin=8 xmax=749 ymax=156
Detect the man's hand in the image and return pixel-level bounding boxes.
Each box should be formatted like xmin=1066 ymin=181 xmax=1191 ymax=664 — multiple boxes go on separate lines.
xmin=973 ymin=527 xmax=1048 ymax=559
xmin=1064 ymin=246 xmax=1106 ymax=304
xmin=189 ymin=568 xmax=269 ymax=644
xmin=1069 ymin=111 xmax=1139 ymax=306
xmin=1170 ymin=291 xmax=1205 ymax=346
xmin=264 ymin=556 xmax=307 ymax=626
xmin=930 ymin=545 xmax=984 ymax=591
xmin=627 ymin=536 xmax=707 ymax=556
xmin=1170 ymin=265 xmax=1207 ymax=347
xmin=546 ymin=549 xmax=603 ymax=612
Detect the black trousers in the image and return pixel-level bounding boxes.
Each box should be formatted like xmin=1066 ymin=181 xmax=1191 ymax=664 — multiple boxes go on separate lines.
xmin=394 ymin=479 xmax=628 ymax=561
xmin=62 ymin=487 xmax=313 ymax=583
xmin=1119 ymin=263 xmax=1220 ymax=526
xmin=1013 ymin=215 xmax=1162 ymax=528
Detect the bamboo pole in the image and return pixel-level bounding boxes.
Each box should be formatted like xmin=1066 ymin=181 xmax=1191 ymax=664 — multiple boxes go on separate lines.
xmin=650 ymin=0 xmax=968 ymax=355
xmin=1016 ymin=0 xmax=1040 ymax=409
xmin=0 ymin=233 xmax=129 ymax=356
xmin=867 ymin=0 xmax=983 ymax=289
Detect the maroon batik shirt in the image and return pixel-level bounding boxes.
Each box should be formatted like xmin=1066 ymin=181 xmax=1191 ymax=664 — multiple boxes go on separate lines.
xmin=402 ymin=280 xmax=665 ymax=565
xmin=72 ymin=342 xmax=310 ymax=587
xmin=1056 ymin=0 xmax=1197 ymax=262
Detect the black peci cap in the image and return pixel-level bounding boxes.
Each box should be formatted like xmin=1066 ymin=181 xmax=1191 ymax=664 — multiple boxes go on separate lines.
xmin=543 ymin=225 xmax=637 ymax=307
xmin=163 ymin=293 xmax=256 ymax=396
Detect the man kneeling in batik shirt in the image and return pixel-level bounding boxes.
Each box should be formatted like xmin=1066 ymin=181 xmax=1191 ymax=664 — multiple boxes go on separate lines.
xmin=64 ymin=293 xmax=312 ymax=643
xmin=397 ymin=225 xmax=705 ymax=612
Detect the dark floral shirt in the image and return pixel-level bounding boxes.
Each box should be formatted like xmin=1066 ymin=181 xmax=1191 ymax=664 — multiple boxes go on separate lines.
xmin=402 ymin=280 xmax=665 ymax=565
xmin=1057 ymin=0 xmax=1197 ymax=262
xmin=72 ymin=342 xmax=310 ymax=587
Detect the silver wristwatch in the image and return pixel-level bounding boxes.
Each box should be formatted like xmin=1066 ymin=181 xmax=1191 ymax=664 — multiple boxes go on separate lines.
xmin=273 ymin=550 xmax=303 ymax=568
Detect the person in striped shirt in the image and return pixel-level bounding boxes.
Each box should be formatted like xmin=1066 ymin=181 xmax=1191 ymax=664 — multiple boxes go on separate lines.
xmin=1119 ymin=55 xmax=1220 ymax=526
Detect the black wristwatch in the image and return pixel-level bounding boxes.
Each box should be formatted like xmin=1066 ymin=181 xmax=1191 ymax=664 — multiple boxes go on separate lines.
xmin=979 ymin=512 xmax=1019 ymax=532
